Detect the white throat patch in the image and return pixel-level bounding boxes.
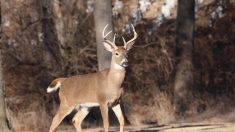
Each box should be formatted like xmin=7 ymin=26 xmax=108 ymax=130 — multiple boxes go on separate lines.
xmin=114 ymin=63 xmax=124 ymax=70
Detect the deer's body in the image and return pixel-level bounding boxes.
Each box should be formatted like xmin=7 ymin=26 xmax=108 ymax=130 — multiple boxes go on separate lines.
xmin=53 ymin=68 xmax=124 ymax=107
xmin=48 ymin=24 xmax=137 ymax=132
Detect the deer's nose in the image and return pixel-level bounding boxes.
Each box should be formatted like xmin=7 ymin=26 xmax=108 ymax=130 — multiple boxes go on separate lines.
xmin=122 ymin=61 xmax=128 ymax=68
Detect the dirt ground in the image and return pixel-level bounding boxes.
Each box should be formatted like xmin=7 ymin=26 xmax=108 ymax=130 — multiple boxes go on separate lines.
xmin=56 ymin=109 xmax=235 ymax=132
xmin=57 ymin=123 xmax=235 ymax=132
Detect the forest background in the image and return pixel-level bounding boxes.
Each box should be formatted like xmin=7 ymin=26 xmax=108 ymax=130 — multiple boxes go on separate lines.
xmin=0 ymin=0 xmax=235 ymax=131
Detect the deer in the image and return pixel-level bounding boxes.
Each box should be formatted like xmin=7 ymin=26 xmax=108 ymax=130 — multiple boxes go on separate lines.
xmin=47 ymin=24 xmax=137 ymax=132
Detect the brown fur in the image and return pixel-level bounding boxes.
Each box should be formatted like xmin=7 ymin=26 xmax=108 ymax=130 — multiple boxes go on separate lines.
xmin=48 ymin=78 xmax=66 ymax=88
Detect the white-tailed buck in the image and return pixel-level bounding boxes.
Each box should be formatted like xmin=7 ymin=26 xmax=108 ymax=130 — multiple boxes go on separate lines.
xmin=47 ymin=24 xmax=137 ymax=132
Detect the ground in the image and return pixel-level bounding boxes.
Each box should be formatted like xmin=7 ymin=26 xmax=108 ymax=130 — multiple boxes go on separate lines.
xmin=55 ymin=109 xmax=235 ymax=132
xmin=57 ymin=123 xmax=235 ymax=132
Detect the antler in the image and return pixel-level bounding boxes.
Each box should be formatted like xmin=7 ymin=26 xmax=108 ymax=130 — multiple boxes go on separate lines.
xmin=123 ymin=24 xmax=138 ymax=49
xmin=102 ymin=24 xmax=118 ymax=49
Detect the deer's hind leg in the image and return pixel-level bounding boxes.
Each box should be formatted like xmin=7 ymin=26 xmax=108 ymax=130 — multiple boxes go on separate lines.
xmin=72 ymin=106 xmax=90 ymax=132
xmin=49 ymin=104 xmax=74 ymax=132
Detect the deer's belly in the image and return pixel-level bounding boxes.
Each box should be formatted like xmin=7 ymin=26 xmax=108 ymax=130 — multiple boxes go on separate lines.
xmin=75 ymin=103 xmax=99 ymax=110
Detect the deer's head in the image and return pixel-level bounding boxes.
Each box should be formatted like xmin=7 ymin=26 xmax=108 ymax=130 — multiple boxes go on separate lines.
xmin=102 ymin=24 xmax=138 ymax=69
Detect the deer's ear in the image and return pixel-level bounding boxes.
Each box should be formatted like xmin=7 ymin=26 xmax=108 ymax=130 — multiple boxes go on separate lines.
xmin=125 ymin=41 xmax=135 ymax=51
xmin=103 ymin=42 xmax=114 ymax=52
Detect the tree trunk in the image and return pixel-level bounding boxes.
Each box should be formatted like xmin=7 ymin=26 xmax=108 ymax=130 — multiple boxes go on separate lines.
xmin=0 ymin=52 xmax=10 ymax=131
xmin=94 ymin=0 xmax=113 ymax=71
xmin=174 ymin=0 xmax=195 ymax=115
xmin=51 ymin=0 xmax=66 ymax=58
xmin=0 ymin=1 xmax=10 ymax=130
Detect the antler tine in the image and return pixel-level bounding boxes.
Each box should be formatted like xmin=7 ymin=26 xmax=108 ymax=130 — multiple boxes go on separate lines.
xmin=126 ymin=24 xmax=138 ymax=45
xmin=102 ymin=24 xmax=118 ymax=49
xmin=122 ymin=36 xmax=127 ymax=48
xmin=113 ymin=33 xmax=116 ymax=43
xmin=102 ymin=24 xmax=112 ymax=38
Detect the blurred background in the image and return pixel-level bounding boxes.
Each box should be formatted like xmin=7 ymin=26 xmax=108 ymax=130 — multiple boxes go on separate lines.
xmin=0 ymin=0 xmax=235 ymax=131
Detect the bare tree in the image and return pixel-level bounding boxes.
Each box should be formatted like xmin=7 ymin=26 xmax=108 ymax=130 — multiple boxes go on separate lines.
xmin=174 ymin=0 xmax=195 ymax=115
xmin=51 ymin=0 xmax=66 ymax=58
xmin=0 ymin=1 xmax=9 ymax=130
xmin=0 ymin=52 xmax=10 ymax=131
xmin=94 ymin=0 xmax=113 ymax=71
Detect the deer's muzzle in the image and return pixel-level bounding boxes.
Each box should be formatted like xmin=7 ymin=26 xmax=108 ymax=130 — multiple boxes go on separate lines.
xmin=121 ymin=61 xmax=128 ymax=68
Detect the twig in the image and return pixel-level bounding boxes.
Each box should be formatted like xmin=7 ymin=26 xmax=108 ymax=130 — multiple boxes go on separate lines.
xmin=134 ymin=42 xmax=157 ymax=48
xmin=8 ymin=52 xmax=39 ymax=66
xmin=22 ymin=19 xmax=42 ymax=31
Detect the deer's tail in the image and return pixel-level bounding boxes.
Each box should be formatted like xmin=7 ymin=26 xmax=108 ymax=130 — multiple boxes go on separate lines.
xmin=47 ymin=78 xmax=66 ymax=93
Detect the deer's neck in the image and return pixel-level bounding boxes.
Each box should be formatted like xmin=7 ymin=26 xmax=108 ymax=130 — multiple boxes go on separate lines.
xmin=108 ymin=63 xmax=126 ymax=87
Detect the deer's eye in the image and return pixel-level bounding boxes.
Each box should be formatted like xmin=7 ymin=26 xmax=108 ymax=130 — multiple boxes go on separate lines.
xmin=115 ymin=53 xmax=119 ymax=56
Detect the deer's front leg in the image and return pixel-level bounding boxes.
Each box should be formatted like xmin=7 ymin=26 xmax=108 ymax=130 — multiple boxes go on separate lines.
xmin=112 ymin=104 xmax=124 ymax=132
xmin=100 ymin=104 xmax=109 ymax=132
